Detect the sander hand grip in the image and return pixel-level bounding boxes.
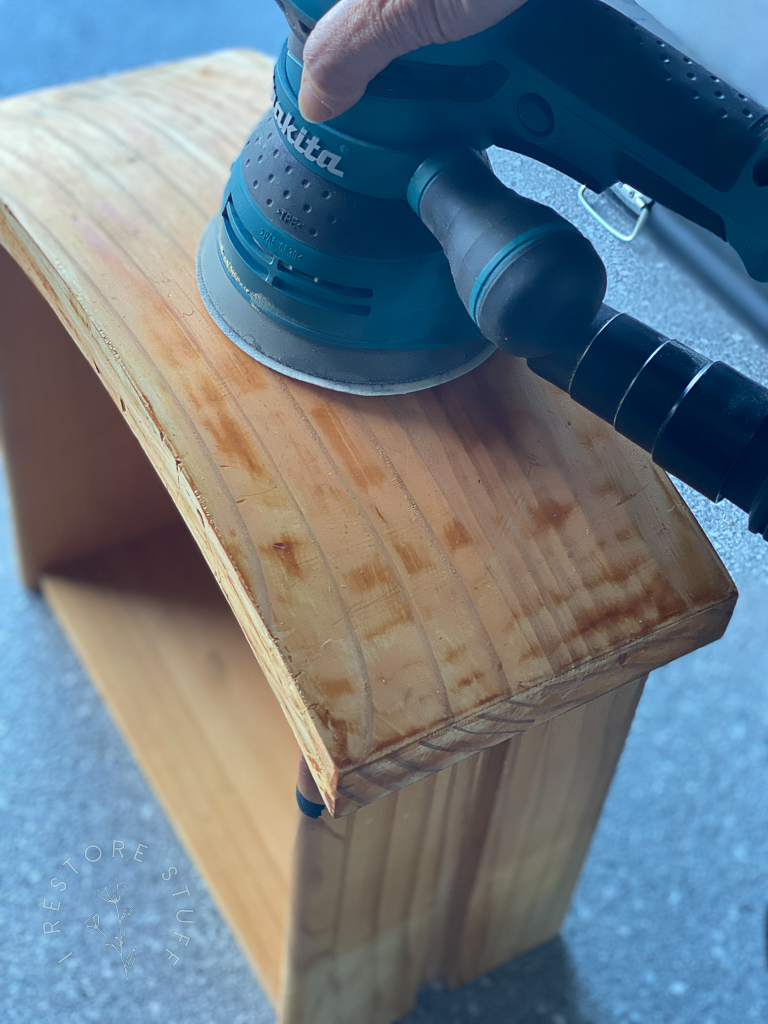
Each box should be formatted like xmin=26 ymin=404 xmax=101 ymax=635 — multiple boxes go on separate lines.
xmin=499 ymin=0 xmax=768 ymax=280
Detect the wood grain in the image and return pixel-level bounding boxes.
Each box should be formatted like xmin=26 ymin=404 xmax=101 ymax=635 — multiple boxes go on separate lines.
xmin=41 ymin=522 xmax=301 ymax=1001
xmin=280 ymin=677 xmax=645 ymax=1024
xmin=0 ymin=51 xmax=737 ymax=814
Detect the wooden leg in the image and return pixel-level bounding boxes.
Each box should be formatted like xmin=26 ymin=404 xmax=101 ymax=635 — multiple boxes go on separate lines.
xmin=0 ymin=247 xmax=177 ymax=585
xmin=280 ymin=676 xmax=644 ymax=1024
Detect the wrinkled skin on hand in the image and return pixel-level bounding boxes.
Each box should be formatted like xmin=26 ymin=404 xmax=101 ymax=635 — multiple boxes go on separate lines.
xmin=299 ymin=0 xmax=531 ymax=122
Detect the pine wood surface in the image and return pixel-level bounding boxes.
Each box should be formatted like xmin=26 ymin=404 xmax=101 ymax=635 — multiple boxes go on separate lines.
xmin=0 ymin=50 xmax=737 ymax=816
xmin=41 ymin=522 xmax=301 ymax=1002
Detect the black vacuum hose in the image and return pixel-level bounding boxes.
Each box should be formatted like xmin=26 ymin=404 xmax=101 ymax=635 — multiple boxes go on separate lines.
xmin=527 ymin=307 xmax=768 ymax=538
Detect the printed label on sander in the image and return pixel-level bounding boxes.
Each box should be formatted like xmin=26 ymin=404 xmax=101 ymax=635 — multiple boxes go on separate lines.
xmin=272 ymin=91 xmax=345 ymax=178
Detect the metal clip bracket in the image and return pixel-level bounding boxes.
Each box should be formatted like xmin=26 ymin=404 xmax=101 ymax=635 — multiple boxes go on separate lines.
xmin=578 ymin=182 xmax=654 ymax=243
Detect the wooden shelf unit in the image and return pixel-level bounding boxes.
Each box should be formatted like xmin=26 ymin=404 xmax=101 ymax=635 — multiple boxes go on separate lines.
xmin=0 ymin=51 xmax=737 ymax=1023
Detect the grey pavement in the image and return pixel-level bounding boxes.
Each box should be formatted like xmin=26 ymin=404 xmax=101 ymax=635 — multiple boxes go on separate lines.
xmin=2 ymin=3 xmax=768 ymax=1023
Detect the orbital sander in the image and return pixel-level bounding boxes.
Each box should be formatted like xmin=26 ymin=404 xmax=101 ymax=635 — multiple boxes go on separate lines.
xmin=197 ymin=0 xmax=768 ymax=537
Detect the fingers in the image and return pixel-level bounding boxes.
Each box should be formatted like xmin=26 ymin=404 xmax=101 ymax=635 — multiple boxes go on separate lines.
xmin=298 ymin=0 xmax=530 ymax=123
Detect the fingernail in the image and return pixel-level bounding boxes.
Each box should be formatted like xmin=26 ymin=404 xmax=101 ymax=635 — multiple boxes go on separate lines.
xmin=298 ymin=77 xmax=334 ymax=123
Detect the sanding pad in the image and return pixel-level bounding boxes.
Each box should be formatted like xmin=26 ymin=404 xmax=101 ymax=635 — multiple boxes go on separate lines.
xmin=197 ymin=219 xmax=496 ymax=396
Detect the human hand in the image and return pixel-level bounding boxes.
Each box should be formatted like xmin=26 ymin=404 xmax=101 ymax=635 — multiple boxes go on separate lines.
xmin=298 ymin=0 xmax=531 ymax=123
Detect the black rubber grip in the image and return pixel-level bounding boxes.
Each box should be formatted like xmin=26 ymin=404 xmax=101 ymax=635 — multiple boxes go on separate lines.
xmin=415 ymin=149 xmax=607 ymax=358
xmin=509 ymin=0 xmax=766 ymax=194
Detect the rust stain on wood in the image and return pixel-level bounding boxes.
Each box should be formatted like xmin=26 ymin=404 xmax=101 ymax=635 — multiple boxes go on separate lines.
xmin=320 ymin=677 xmax=356 ymax=700
xmin=530 ymin=498 xmax=576 ymax=534
xmin=393 ymin=540 xmax=433 ymax=576
xmin=310 ymin=405 xmax=386 ymax=490
xmin=647 ymin=573 xmax=691 ymax=621
xmin=314 ymin=707 xmax=360 ymax=765
xmin=519 ymin=644 xmax=545 ymax=665
xmin=567 ymin=572 xmax=688 ymax=641
xmin=595 ymin=479 xmax=618 ymax=497
xmin=345 ymin=555 xmax=397 ymax=595
xmin=457 ymin=671 xmax=486 ymax=690
xmin=444 ymin=518 xmax=472 ymax=553
xmin=363 ymin=601 xmax=416 ymax=641
xmin=445 ymin=644 xmax=467 ymax=665
xmin=537 ymin=631 xmax=566 ymax=660
xmin=263 ymin=537 xmax=304 ymax=579
xmin=585 ymin=555 xmax=646 ymax=589
xmin=199 ymin=407 xmax=266 ymax=479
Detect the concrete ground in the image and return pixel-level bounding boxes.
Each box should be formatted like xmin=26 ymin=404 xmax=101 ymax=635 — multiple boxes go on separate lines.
xmin=2 ymin=3 xmax=768 ymax=1023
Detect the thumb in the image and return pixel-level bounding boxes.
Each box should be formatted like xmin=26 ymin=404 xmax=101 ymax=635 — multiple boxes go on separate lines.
xmin=298 ymin=0 xmax=530 ymax=124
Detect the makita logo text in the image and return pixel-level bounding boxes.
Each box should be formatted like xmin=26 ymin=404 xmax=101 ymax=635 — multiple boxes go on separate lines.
xmin=273 ymin=96 xmax=345 ymax=178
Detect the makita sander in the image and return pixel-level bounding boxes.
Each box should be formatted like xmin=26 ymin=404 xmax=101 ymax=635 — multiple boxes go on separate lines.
xmin=197 ymin=0 xmax=768 ymax=536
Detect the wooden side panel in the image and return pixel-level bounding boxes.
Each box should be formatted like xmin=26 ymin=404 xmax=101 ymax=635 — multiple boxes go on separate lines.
xmin=280 ymin=676 xmax=645 ymax=1024
xmin=41 ymin=522 xmax=301 ymax=1001
xmin=452 ymin=676 xmax=642 ymax=984
xmin=0 ymin=246 xmax=177 ymax=585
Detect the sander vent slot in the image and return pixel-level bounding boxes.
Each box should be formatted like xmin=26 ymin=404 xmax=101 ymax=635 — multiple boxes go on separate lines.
xmin=223 ymin=200 xmax=270 ymax=281
xmin=224 ymin=197 xmax=373 ymax=317
xmin=272 ymin=271 xmax=372 ymax=316
xmin=277 ymin=261 xmax=373 ymax=299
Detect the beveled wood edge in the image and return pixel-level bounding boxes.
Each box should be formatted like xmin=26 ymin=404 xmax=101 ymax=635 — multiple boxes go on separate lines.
xmin=329 ymin=595 xmax=735 ymax=815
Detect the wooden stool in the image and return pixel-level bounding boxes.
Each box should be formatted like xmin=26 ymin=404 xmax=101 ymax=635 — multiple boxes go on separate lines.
xmin=0 ymin=51 xmax=736 ymax=1024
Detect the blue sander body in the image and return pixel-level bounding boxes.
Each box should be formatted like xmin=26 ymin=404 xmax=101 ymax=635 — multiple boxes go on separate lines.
xmin=197 ymin=0 xmax=768 ymax=538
